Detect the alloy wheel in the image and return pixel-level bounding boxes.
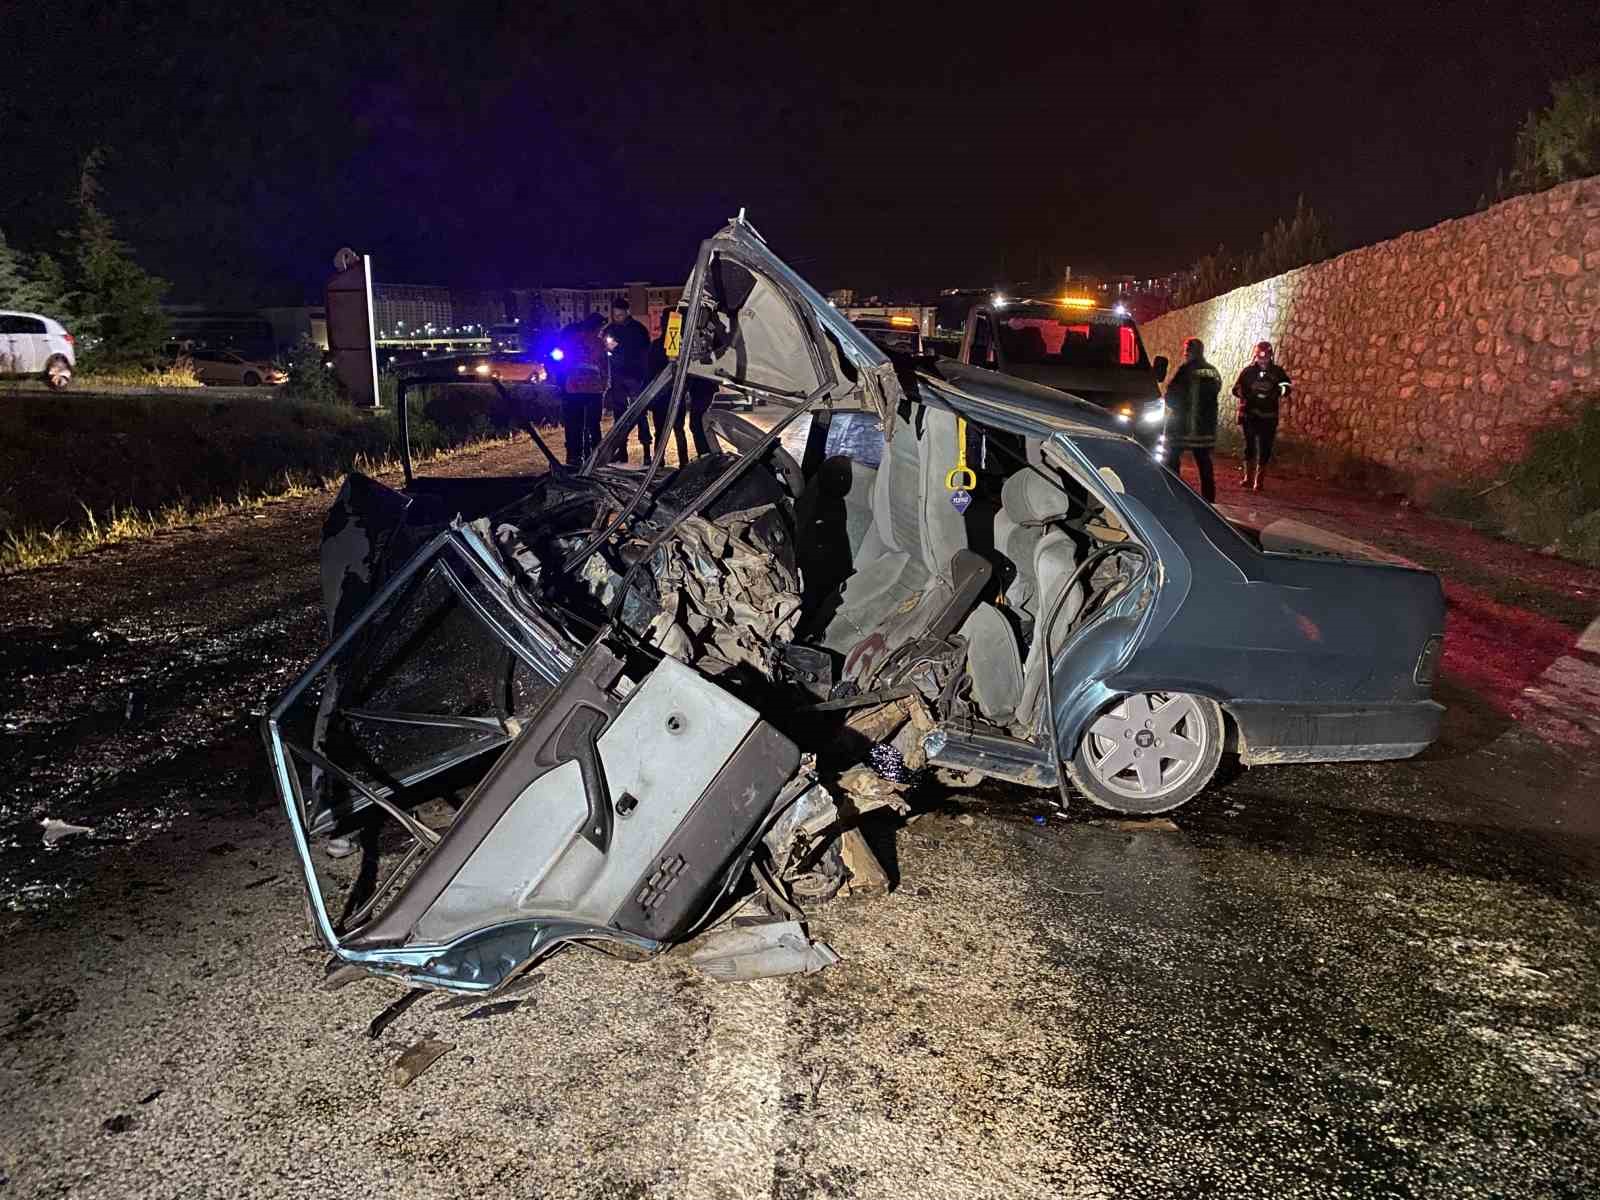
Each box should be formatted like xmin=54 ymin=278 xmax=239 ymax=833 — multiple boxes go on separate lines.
xmin=1082 ymin=692 xmax=1212 ymax=803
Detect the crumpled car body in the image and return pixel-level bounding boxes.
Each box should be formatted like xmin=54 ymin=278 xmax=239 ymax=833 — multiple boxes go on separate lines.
xmin=263 ymin=219 xmax=1445 ymax=994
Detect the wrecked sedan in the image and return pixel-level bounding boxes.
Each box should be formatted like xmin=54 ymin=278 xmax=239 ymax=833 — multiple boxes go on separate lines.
xmin=263 ymin=219 xmax=1445 ymax=994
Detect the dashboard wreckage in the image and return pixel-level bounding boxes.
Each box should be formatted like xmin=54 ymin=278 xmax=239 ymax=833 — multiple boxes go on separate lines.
xmin=264 ymin=218 xmax=1446 ymax=995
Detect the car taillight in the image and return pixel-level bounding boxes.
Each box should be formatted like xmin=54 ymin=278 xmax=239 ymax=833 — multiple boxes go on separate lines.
xmin=64 ymin=333 xmax=75 ymax=346
xmin=1118 ymin=325 xmax=1137 ymax=365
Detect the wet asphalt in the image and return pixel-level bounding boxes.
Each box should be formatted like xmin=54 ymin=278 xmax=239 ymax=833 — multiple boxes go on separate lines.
xmin=2 ymin=438 xmax=1598 ymax=1198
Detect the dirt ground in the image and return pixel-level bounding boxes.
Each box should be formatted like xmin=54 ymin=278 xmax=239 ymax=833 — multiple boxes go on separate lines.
xmin=2 ymin=428 xmax=1598 ymax=1198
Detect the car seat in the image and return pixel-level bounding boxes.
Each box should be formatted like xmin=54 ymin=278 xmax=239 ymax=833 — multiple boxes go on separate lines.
xmin=960 ymin=467 xmax=1087 ymax=727
xmin=820 ymin=407 xmax=977 ymax=678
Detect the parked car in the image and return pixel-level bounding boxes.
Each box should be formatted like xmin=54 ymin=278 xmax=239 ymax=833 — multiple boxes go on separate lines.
xmin=959 ymin=298 xmax=1169 ymax=457
xmin=263 ymin=220 xmax=1445 ymax=996
xmin=0 ymin=310 xmax=74 ymax=391
xmin=453 ymin=352 xmax=547 ymax=384
xmin=850 ymin=314 xmax=924 ymax=355
xmin=190 ymin=348 xmax=286 ymax=387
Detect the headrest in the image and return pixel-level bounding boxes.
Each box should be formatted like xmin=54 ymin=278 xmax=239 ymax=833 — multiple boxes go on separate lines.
xmin=1000 ymin=469 xmax=1070 ymax=524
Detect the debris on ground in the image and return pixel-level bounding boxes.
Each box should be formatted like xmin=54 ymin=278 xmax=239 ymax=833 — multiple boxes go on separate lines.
xmin=838 ymin=828 xmax=891 ymax=898
xmin=1093 ymin=817 xmax=1182 ymax=833
xmin=388 ymin=1038 xmax=454 ymax=1088
xmin=366 ymin=989 xmax=425 ymax=1040
xmin=689 ymin=921 xmax=840 ymax=981
xmin=40 ymin=818 xmax=93 ymax=847
xmin=460 ymin=999 xmax=523 ymax=1021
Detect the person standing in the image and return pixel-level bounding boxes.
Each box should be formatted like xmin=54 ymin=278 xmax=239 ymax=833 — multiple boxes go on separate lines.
xmin=1162 ymin=337 xmax=1223 ymax=503
xmin=1231 ymin=340 xmax=1292 ymax=492
xmin=603 ymin=297 xmax=651 ymax=462
xmin=647 ymin=311 xmax=690 ymax=464
xmin=558 ymin=313 xmax=607 ymax=468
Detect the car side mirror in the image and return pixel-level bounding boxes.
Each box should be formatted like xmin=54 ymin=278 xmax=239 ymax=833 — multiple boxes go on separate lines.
xmin=1152 ymin=355 xmax=1169 ymax=383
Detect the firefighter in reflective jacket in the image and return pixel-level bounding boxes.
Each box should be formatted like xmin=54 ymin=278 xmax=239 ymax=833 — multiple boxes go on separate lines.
xmin=1163 ymin=336 xmax=1224 ymax=503
xmin=1232 ymin=340 xmax=1292 ymax=492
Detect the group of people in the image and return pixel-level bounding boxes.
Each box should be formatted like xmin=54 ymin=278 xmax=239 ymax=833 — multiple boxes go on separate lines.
xmin=552 ymin=298 xmax=716 ymax=468
xmin=1161 ymin=339 xmax=1292 ymax=502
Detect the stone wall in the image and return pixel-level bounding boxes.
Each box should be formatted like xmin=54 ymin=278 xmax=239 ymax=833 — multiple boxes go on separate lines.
xmin=1140 ymin=176 xmax=1600 ymax=480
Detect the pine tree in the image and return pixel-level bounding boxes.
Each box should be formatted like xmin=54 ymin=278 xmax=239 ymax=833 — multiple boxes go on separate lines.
xmin=72 ymin=151 xmax=170 ymax=366
xmin=0 ymin=227 xmax=65 ymax=314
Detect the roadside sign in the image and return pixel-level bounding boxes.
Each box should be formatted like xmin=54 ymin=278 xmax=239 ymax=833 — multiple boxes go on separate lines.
xmin=325 ymin=250 xmax=380 ymax=408
xmin=665 ymin=311 xmax=683 ymax=359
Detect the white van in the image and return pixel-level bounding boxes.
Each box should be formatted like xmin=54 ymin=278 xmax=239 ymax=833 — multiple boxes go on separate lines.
xmin=0 ymin=310 xmax=75 ymax=390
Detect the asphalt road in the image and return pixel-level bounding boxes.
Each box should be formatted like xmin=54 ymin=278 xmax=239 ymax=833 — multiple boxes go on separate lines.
xmin=3 ymin=432 xmax=1599 ymax=1198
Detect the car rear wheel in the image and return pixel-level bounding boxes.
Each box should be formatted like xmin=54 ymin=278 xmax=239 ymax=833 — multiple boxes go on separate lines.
xmin=45 ymin=356 xmax=72 ymax=391
xmin=242 ymin=371 xmax=261 ymax=387
xmin=1067 ymin=691 xmax=1223 ymax=814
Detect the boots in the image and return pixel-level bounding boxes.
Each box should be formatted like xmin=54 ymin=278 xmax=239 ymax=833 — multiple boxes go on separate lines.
xmin=1239 ymin=459 xmax=1253 ymax=486
xmin=1251 ymin=464 xmax=1265 ymax=492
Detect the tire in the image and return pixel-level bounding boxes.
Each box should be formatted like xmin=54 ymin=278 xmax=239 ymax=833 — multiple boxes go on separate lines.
xmin=45 ymin=356 xmax=72 ymax=392
xmin=1066 ymin=691 xmax=1223 ymax=815
xmin=242 ymin=371 xmax=261 ymax=387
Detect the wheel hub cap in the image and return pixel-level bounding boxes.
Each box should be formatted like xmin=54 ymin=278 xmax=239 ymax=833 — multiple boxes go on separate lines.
xmin=1085 ymin=692 xmax=1209 ymax=801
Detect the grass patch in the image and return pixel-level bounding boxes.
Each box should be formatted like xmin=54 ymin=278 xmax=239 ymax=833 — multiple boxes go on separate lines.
xmin=77 ymin=361 xmax=203 ymax=389
xmin=1432 ymin=398 xmax=1600 ymax=566
xmin=0 ymin=382 xmax=559 ymax=574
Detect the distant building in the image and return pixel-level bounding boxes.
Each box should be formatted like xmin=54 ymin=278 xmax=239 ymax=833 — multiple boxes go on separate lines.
xmin=260 ymin=306 xmax=328 ymax=353
xmin=163 ymin=307 xmax=277 ymax=357
xmin=512 ymin=282 xmax=684 ymax=335
xmin=372 ymin=284 xmax=453 ymax=340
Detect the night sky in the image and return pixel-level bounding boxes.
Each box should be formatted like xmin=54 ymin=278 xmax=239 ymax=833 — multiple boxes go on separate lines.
xmin=5 ymin=0 xmax=1596 ymax=304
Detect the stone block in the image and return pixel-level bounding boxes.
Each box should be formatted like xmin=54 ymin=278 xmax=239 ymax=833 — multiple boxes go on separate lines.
xmin=1550 ymin=255 xmax=1582 ymax=277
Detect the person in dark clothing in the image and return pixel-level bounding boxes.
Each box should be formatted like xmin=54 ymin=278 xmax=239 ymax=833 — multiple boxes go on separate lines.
xmin=686 ymin=373 xmax=716 ymax=459
xmin=653 ymin=305 xmax=716 ymax=459
xmin=1163 ymin=336 xmax=1223 ymax=503
xmin=603 ymin=298 xmax=651 ymax=462
xmin=1231 ymin=340 xmax=1292 ymax=492
xmin=558 ymin=313 xmax=607 ymax=467
xmin=647 ymin=313 xmax=690 ymax=465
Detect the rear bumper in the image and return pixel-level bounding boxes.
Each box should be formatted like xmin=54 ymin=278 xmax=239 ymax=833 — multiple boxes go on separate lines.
xmin=1227 ymin=699 xmax=1444 ymax=765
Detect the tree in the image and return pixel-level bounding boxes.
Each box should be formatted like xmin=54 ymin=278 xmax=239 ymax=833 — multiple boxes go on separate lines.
xmin=1171 ymin=244 xmax=1242 ymax=309
xmin=0 ymin=227 xmax=67 ymax=315
xmin=1246 ymin=195 xmax=1332 ymax=280
xmin=281 ymin=335 xmax=337 ymax=404
xmin=1501 ymin=70 xmax=1600 ymax=199
xmin=1169 ymin=197 xmax=1336 ymax=309
xmin=71 ymin=151 xmax=170 ymax=366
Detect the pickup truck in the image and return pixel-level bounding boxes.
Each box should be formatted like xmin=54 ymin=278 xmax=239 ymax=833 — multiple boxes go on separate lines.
xmin=956 ymin=298 xmax=1169 ymax=457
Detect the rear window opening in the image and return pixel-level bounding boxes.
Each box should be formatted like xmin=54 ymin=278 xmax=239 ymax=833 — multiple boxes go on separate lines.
xmin=997 ymin=313 xmax=1149 ymax=371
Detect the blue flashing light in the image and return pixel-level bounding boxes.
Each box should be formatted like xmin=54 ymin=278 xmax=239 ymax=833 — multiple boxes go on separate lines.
xmin=549 ymin=347 xmax=565 ymax=361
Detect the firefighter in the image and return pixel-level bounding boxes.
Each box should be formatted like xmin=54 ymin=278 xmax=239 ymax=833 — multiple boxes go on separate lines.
xmin=1163 ymin=336 xmax=1223 ymax=503
xmin=1232 ymin=340 xmax=1292 ymax=492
